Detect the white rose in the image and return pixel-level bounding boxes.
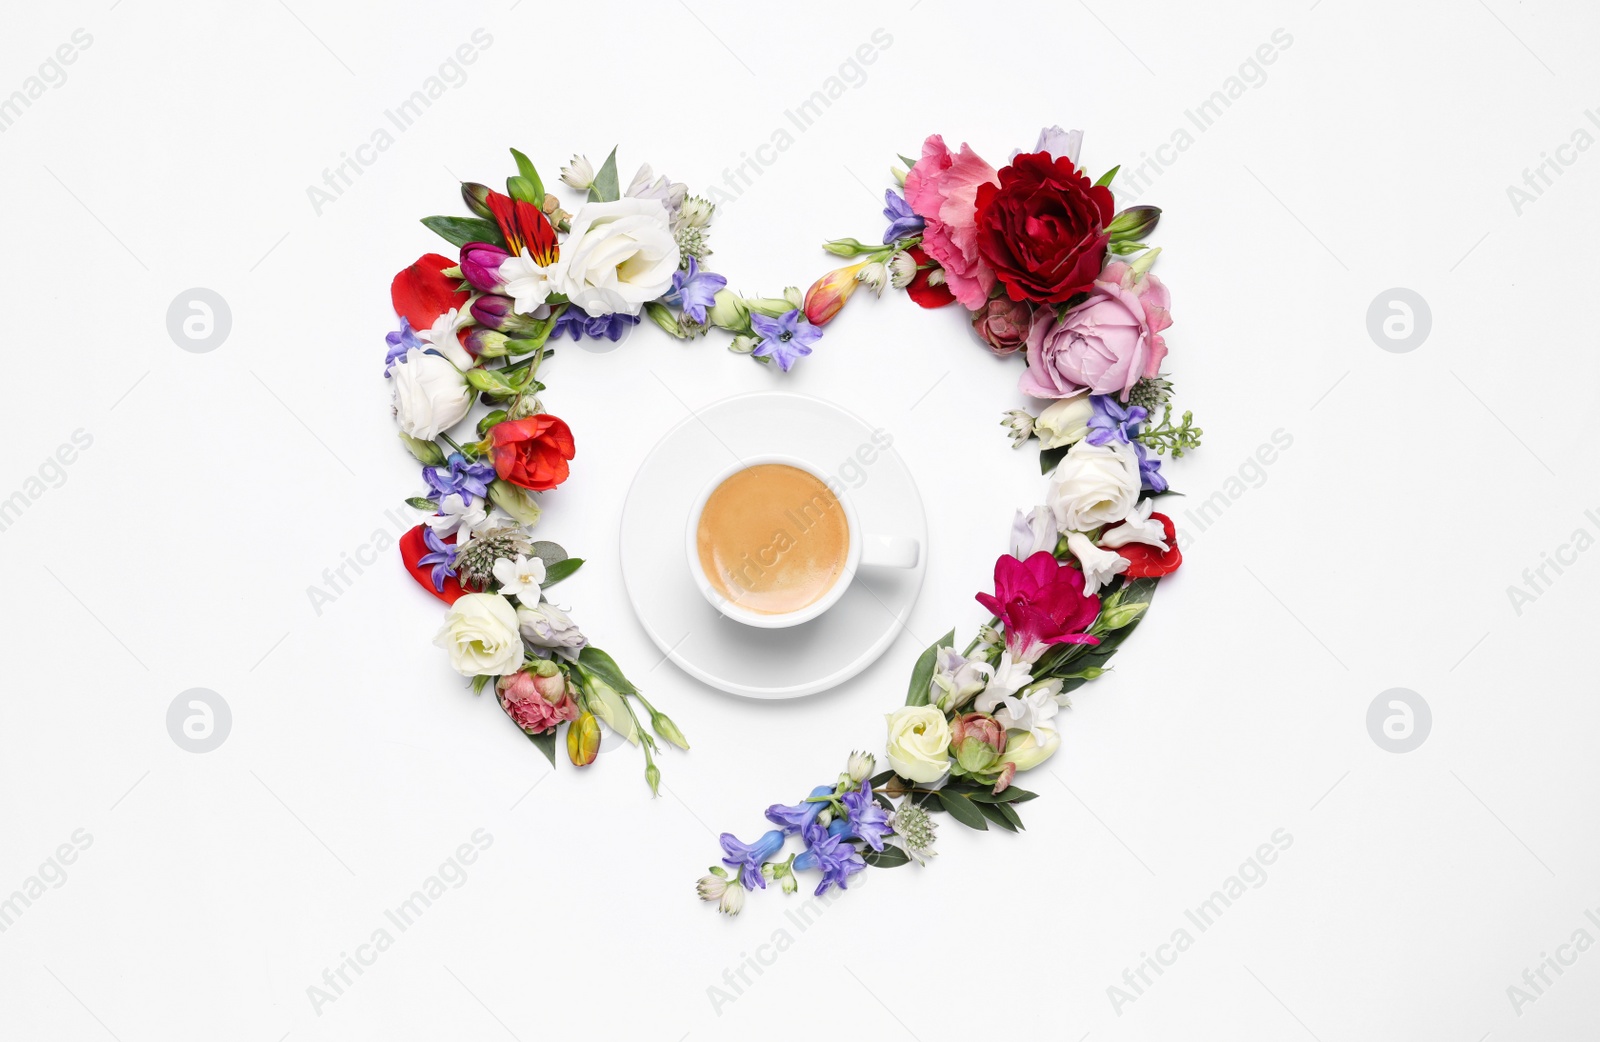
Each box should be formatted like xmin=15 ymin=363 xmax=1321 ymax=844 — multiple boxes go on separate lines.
xmin=1034 ymin=397 xmax=1093 ymax=449
xmin=391 ymin=347 xmax=471 ymax=441
xmin=433 ymin=593 xmax=524 ymax=677
xmin=555 ymin=198 xmax=679 ymax=317
xmin=884 ymin=705 xmax=951 ymax=784
xmin=1047 ymin=440 xmax=1142 ymax=532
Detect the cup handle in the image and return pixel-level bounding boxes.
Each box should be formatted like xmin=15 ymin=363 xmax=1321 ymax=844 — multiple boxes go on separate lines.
xmin=860 ymin=534 xmax=920 ymax=569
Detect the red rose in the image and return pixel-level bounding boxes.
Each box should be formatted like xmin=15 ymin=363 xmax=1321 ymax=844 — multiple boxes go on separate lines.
xmin=973 ymin=152 xmax=1114 ymax=304
xmin=903 ymin=246 xmax=956 ymax=309
xmin=489 ymin=415 xmax=576 ymax=491
xmin=1109 ymin=512 xmax=1183 ymax=578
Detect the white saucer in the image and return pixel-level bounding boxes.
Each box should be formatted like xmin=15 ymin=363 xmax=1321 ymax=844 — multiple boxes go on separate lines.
xmin=619 ymin=391 xmax=928 ymax=699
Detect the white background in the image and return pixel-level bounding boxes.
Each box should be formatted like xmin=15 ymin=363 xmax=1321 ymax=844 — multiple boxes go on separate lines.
xmin=1 ymin=0 xmax=1596 ymax=1039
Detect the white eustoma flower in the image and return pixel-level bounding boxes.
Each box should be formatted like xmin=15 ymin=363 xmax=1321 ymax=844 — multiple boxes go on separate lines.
xmin=433 ymin=593 xmax=524 ymax=677
xmin=975 ymin=651 xmax=1033 ymax=714
xmin=391 ymin=348 xmax=471 ymax=440
xmin=424 ymin=493 xmax=486 ymax=541
xmin=492 ymin=554 xmax=547 ymax=597
xmin=1066 ymin=530 xmax=1129 ymax=597
xmin=929 ymin=646 xmax=993 ymax=712
xmin=1100 ymin=498 xmax=1170 ymax=551
xmin=1047 ymin=440 xmax=1142 ymax=532
xmin=1010 ymin=506 xmax=1059 ymax=560
xmin=498 ymin=249 xmax=560 ymax=315
xmin=992 ymin=685 xmax=1061 ymax=742
xmin=556 ymin=198 xmax=680 ymax=316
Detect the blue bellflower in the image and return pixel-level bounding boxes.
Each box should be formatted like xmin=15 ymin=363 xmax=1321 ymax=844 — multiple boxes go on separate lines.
xmin=424 ymin=453 xmax=497 ymax=503
xmin=749 ymin=309 xmax=822 ymax=373
xmin=766 ymin=784 xmax=834 ymax=834
xmin=840 ymin=782 xmax=892 ymax=852
xmin=663 ymin=257 xmax=728 ymax=325
xmin=1086 ymin=396 xmax=1148 ymax=446
xmin=793 ymin=823 xmax=866 ymax=897
xmin=553 ymin=303 xmax=639 ymax=342
xmin=719 ymin=829 xmax=787 ymax=891
xmin=384 ymin=318 xmax=425 ymax=376
xmin=882 ymin=189 xmax=924 ymax=244
xmin=416 ymin=528 xmax=458 ymax=593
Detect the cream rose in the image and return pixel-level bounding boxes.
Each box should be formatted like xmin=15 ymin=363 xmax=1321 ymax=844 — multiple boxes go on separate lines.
xmin=1033 ymin=397 xmax=1093 ymax=449
xmin=390 ymin=347 xmax=472 ymax=441
xmin=1047 ymin=440 xmax=1141 ymax=532
xmin=555 ymin=198 xmax=679 ymax=317
xmin=434 ymin=593 xmax=524 ymax=677
xmin=884 ymin=705 xmax=952 ymax=784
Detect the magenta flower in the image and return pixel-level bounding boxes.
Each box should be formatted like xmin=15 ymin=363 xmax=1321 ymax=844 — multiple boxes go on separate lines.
xmin=975 ymin=551 xmax=1101 ymax=662
xmin=460 ymin=242 xmax=511 ymax=293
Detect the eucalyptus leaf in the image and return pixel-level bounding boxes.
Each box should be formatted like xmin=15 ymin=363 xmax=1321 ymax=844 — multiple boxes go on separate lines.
xmin=405 ymin=496 xmax=435 ymax=512
xmin=588 ymin=146 xmax=620 ymax=202
xmin=529 ymin=540 xmax=569 ymax=569
xmin=421 ymin=215 xmax=503 ymax=248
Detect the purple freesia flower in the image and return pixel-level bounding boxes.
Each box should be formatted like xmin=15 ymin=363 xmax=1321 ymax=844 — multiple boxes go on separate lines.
xmin=1086 ymin=396 xmax=1148 ymax=446
xmin=424 ymin=453 xmax=496 ymax=503
xmin=552 ymin=303 xmax=639 ymax=342
xmin=793 ymin=823 xmax=865 ymax=896
xmin=840 ymin=781 xmax=892 ymax=852
xmin=663 ymin=257 xmax=727 ymax=325
xmin=766 ymin=784 xmax=834 ymax=834
xmin=883 ymin=188 xmax=924 ymax=244
xmin=384 ymin=318 xmax=425 ymax=375
xmin=719 ymin=829 xmax=787 ymax=891
xmin=749 ymin=309 xmax=821 ymax=373
xmin=460 ymin=241 xmax=511 ymax=293
xmin=416 ymin=527 xmax=458 ymax=593
xmin=1134 ymin=442 xmax=1167 ymax=493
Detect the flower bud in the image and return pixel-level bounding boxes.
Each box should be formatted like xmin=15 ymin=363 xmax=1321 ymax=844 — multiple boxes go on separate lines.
xmin=560 ymin=154 xmax=594 ymax=192
xmin=1129 ymin=246 xmax=1163 ymax=279
xmin=744 ymin=296 xmax=794 ymax=318
xmin=888 ymin=251 xmax=916 ymax=289
xmin=567 ymin=711 xmax=600 ymax=766
xmin=644 ymin=301 xmax=682 ymax=338
xmin=846 ymin=750 xmax=875 ymax=784
xmin=585 ymin=676 xmax=638 ymax=745
xmin=890 ymin=164 xmax=908 ymax=187
xmin=950 ymin=712 xmax=1006 ymax=774
xmin=645 ymin=762 xmax=661 ymax=797
xmin=971 ymin=297 xmax=1033 ymax=356
xmin=728 ymin=334 xmax=758 ymax=355
xmin=706 ymin=288 xmax=748 ymax=329
xmin=1098 ymin=599 xmax=1148 ymax=631
xmin=1107 ymin=205 xmax=1162 ymax=243
xmin=471 ymin=295 xmax=545 ymax=336
xmin=803 ymin=262 xmax=868 ymax=326
xmin=1034 ymin=397 xmax=1093 ymax=449
xmin=651 ymin=710 xmax=690 ymax=751
xmin=476 ymin=409 xmax=508 ymax=438
xmin=857 ymin=262 xmax=888 ymax=295
xmin=466 ymin=328 xmax=512 ymax=359
xmin=782 ymin=285 xmax=804 ymax=310
xmin=1000 ymin=409 xmax=1035 ymax=448
xmin=460 ymin=242 xmax=511 ymax=293
xmin=488 ymin=479 xmax=542 ymax=526
xmin=999 ymin=727 xmax=1060 ymax=773
xmin=398 ymin=432 xmax=446 ymax=467
xmin=464 ymin=367 xmax=517 ymax=396
xmin=822 ymin=237 xmax=873 ymax=257
xmin=461 ymin=182 xmax=495 ymax=219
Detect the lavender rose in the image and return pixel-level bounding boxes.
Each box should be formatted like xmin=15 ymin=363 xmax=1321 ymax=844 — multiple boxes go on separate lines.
xmin=1017 ymin=261 xmax=1172 ymax=401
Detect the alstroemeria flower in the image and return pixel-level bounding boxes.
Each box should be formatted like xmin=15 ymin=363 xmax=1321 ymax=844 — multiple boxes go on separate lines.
xmin=719 ymin=829 xmax=787 ymax=891
xmin=975 ymin=551 xmax=1101 ymax=662
xmin=766 ymin=784 xmax=834 ymax=834
xmin=793 ymin=823 xmax=865 ymax=896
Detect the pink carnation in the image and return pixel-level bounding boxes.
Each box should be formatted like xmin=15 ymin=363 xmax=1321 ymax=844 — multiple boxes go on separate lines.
xmin=903 ymin=135 xmax=999 ymax=310
xmin=497 ymin=670 xmax=578 ymax=734
xmin=1018 ymin=261 xmax=1172 ymax=401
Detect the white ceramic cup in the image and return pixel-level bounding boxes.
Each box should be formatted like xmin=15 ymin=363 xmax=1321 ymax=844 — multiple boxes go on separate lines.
xmin=685 ymin=454 xmax=920 ymax=628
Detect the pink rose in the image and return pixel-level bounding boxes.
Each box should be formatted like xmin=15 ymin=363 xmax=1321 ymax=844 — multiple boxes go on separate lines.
xmin=1017 ymin=261 xmax=1172 ymax=401
xmin=497 ymin=669 xmax=579 ymax=734
xmin=903 ymin=135 xmax=999 ymax=310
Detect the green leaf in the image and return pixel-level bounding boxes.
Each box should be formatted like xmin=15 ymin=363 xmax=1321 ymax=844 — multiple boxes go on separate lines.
xmin=998 ymin=802 xmax=1025 ymax=830
xmin=937 ymin=789 xmax=988 ymax=831
xmin=970 ymin=785 xmax=1037 ymax=805
xmin=509 ymin=147 xmax=545 ymax=199
xmin=578 ymin=646 xmax=638 ymax=697
xmin=1039 ymin=444 xmax=1070 ymax=474
xmin=868 ymin=769 xmax=897 ymax=789
xmin=471 ymin=674 xmax=493 ymax=695
xmin=541 ymin=558 xmax=584 ymax=587
xmin=526 ymin=728 xmax=557 ymax=767
xmin=507 ymin=175 xmax=540 ymax=205
xmin=905 ymin=628 xmax=955 ymax=707
xmin=897 ymin=153 xmax=918 ymax=170
xmin=529 ymin=540 xmax=569 ymax=569
xmin=405 ymin=496 xmax=435 ymax=512
xmin=974 ymin=800 xmax=1019 ymax=832
xmin=587 ymin=146 xmax=620 ymax=202
xmin=1059 ymin=578 xmax=1160 ymax=694
xmin=1094 ymin=165 xmax=1120 ymax=188
xmin=862 ymin=844 xmax=912 ymax=868
xmin=421 ymin=215 xmax=503 ymax=248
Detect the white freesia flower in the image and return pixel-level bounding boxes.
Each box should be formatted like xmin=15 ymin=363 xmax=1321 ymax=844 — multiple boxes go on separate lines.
xmin=884 ymin=705 xmax=951 ymax=784
xmin=975 ymin=651 xmax=1033 ymax=713
xmin=1100 ymin=498 xmax=1170 ymax=551
xmin=560 ymin=154 xmax=594 ymax=191
xmin=1047 ymin=440 xmax=1142 ymax=532
xmin=418 ymin=308 xmax=472 ymax=368
xmin=1065 ymin=530 xmax=1129 ymax=597
xmin=1034 ymin=397 xmax=1094 ymax=449
xmin=433 ymin=593 xmax=523 ymax=677
xmin=929 ymin=647 xmax=993 ymax=712
xmin=391 ymin=348 xmax=471 ymax=441
xmin=492 ymin=554 xmax=547 ymax=597
xmin=498 ymin=249 xmax=559 ymax=314
xmin=992 ymin=685 xmax=1061 ymax=742
xmin=556 ymin=198 xmax=680 ymax=316
xmin=424 ymin=493 xmax=486 ymax=541
xmin=1010 ymin=506 xmax=1059 ymax=560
